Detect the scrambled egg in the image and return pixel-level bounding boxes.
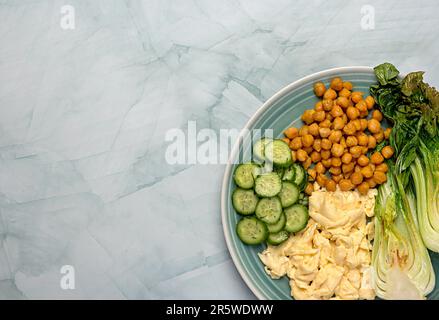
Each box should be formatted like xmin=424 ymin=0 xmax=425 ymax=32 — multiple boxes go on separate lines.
xmin=259 ymin=185 xmax=377 ymax=300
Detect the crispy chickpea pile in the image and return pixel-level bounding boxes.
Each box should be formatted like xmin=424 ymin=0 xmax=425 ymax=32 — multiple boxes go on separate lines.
xmin=283 ymin=77 xmax=395 ymax=195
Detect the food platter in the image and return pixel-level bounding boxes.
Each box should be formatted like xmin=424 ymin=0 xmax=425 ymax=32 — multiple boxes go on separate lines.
xmin=220 ymin=66 xmax=439 ymax=300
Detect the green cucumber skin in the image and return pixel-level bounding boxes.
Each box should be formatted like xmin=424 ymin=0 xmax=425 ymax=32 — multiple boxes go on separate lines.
xmin=236 ymin=217 xmax=268 ymax=245
xmin=232 ymin=188 xmax=259 ymax=215
xmin=266 ymin=213 xmax=286 ymax=233
xmin=284 ymin=204 xmax=309 ymax=233
xmin=267 ymin=230 xmax=290 ymax=245
xmin=278 ymin=182 xmax=300 ymax=208
xmin=255 ymin=197 xmax=282 ymax=224
xmin=254 ymin=173 xmax=282 ymax=197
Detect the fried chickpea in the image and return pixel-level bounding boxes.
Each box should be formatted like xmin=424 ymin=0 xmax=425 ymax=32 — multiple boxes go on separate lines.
xmin=371 ymin=152 xmax=384 ymax=165
xmin=375 ymin=163 xmax=389 ymax=173
xmin=351 ymin=172 xmax=364 ymax=185
xmin=281 ymin=137 xmax=290 ymax=145
xmin=381 ymin=146 xmax=394 ymax=159
xmin=315 ymin=101 xmax=323 ymax=111
xmin=296 ymin=149 xmax=308 ymax=162
xmin=331 ymin=157 xmax=342 ymax=167
xmin=384 ymin=128 xmax=392 ymax=140
xmin=329 ymin=166 xmax=342 ymax=175
xmin=323 ymin=88 xmax=337 ymax=100
xmin=342 ymin=153 xmax=353 ymax=164
xmin=305 ymin=182 xmax=314 ymax=196
xmin=314 ymin=82 xmax=326 ymax=97
xmin=320 ymin=119 xmax=332 ymax=128
xmin=350 ymin=146 xmax=363 ymax=158
xmin=343 ymin=122 xmax=357 ymax=135
xmin=339 ymin=179 xmax=354 ymax=191
xmin=360 ymin=119 xmax=368 ymax=131
xmin=373 ymin=171 xmax=387 ymax=185
xmin=336 ymin=96 xmax=349 ymax=108
xmin=343 ymin=81 xmax=353 ymax=91
xmin=351 ymin=91 xmax=363 ymax=104
xmin=333 ymin=117 xmax=345 ymax=130
xmin=322 ymin=158 xmax=332 ymax=168
xmin=299 ymin=126 xmax=309 ymax=136
xmin=329 ymin=130 xmax=342 ymax=143
xmin=301 ymin=109 xmax=315 ymax=125
xmin=284 ymin=127 xmax=298 ymax=139
xmin=308 ymin=168 xmax=317 ymax=181
xmin=372 ymin=109 xmax=383 ymax=122
xmin=366 ymin=177 xmax=377 ymax=188
xmin=331 ymin=143 xmax=345 ymax=158
xmin=342 ymin=113 xmax=348 ymax=123
xmin=367 ymin=135 xmax=377 ymax=149
xmin=321 ymin=150 xmax=331 ymax=160
xmin=313 ymin=138 xmax=322 ymax=152
xmin=332 ymin=174 xmax=342 ymax=183
xmin=368 ymin=119 xmax=381 ymax=134
xmin=330 ymin=77 xmax=343 ymax=91
xmin=313 ymin=110 xmax=326 ymax=122
xmin=322 ymin=99 xmax=333 ymax=111
xmin=291 ymin=150 xmax=297 ymax=162
xmin=357 ymin=155 xmax=370 ymax=166
xmin=303 ymin=146 xmax=313 ymax=154
xmin=319 ymin=127 xmax=331 ymax=138
xmin=361 ymin=165 xmax=374 ymax=178
xmin=331 ymin=105 xmax=344 ymax=118
xmin=357 ymin=182 xmax=370 ymax=195
xmin=289 ymin=137 xmax=302 ymax=150
xmin=352 ymin=119 xmax=362 ymax=131
xmin=316 ymin=174 xmax=328 ymax=188
xmin=374 ymin=130 xmax=384 ymax=143
xmin=354 ymin=164 xmax=362 ymax=173
xmin=303 ymin=157 xmax=312 ymax=169
xmin=346 ymin=106 xmax=360 ymax=120
xmin=308 ymin=123 xmax=320 ymax=137
xmin=302 ymin=134 xmax=314 ymax=148
xmin=321 ymin=139 xmax=332 ymax=150
xmin=315 ymin=162 xmax=326 ymax=174
xmin=359 ymin=109 xmax=369 ymax=119
xmin=346 ymin=136 xmax=358 ymax=147
xmin=326 ymin=179 xmax=337 ymax=192
xmin=356 ymin=99 xmax=368 ymax=111
xmin=341 ymin=162 xmax=355 ymax=173
xmin=357 ymin=133 xmax=369 ymax=146
xmin=310 ymin=151 xmax=321 ymax=163
xmin=339 ymin=88 xmax=351 ymax=98
xmin=340 ymin=136 xmax=347 ymax=149
xmin=326 ymin=113 xmax=333 ymax=122
xmin=365 ymin=96 xmax=375 ymax=109
xmin=344 ymin=171 xmax=353 ymax=179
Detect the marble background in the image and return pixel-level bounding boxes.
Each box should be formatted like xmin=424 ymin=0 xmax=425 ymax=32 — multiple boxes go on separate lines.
xmin=0 ymin=0 xmax=439 ymax=299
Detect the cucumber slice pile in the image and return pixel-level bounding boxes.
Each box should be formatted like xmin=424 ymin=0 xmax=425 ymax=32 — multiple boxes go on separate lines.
xmin=231 ymin=138 xmax=310 ymax=246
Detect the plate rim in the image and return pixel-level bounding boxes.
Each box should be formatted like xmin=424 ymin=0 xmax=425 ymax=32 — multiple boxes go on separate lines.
xmin=221 ymin=66 xmax=375 ymax=300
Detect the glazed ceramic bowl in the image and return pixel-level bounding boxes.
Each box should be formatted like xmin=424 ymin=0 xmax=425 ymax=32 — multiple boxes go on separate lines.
xmin=220 ymin=66 xmax=439 ymax=300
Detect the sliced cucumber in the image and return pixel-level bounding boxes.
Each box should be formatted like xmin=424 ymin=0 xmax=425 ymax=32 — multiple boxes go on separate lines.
xmin=232 ymin=188 xmax=259 ymax=215
xmin=292 ymin=163 xmax=307 ymax=191
xmin=236 ymin=217 xmax=268 ymax=245
xmin=265 ymin=140 xmax=292 ymax=167
xmin=284 ymin=204 xmax=309 ymax=233
xmin=282 ymin=166 xmax=296 ymax=181
xmin=266 ymin=212 xmax=286 ymax=233
xmin=267 ymin=230 xmax=290 ymax=245
xmin=274 ymin=167 xmax=285 ymax=179
xmin=252 ymin=138 xmax=272 ymax=162
xmin=278 ymin=182 xmax=300 ymax=208
xmin=255 ymin=197 xmax=282 ymax=224
xmin=255 ymin=172 xmax=282 ymax=197
xmin=233 ymin=163 xmax=259 ymax=189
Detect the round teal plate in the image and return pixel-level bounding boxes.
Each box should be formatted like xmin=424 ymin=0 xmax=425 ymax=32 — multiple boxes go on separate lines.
xmin=221 ymin=66 xmax=439 ymax=300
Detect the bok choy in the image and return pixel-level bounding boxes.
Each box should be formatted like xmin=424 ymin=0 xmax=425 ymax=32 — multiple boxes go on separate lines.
xmin=371 ymin=63 xmax=439 ymax=252
xmin=372 ymin=164 xmax=435 ymax=299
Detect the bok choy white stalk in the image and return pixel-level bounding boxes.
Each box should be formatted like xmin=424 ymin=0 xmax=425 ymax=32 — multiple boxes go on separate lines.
xmin=372 ymin=167 xmax=435 ymax=299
